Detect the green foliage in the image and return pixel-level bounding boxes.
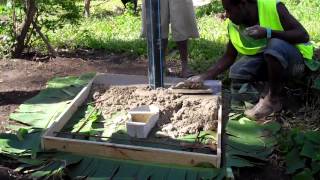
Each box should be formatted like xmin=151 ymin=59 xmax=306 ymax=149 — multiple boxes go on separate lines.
xmin=123 ymin=1 xmax=137 ymax=16
xmin=16 ymin=128 xmax=28 ymax=141
xmin=195 ymin=0 xmax=224 ymax=18
xmin=36 ymin=0 xmax=82 ymax=31
xmin=68 ymin=105 xmax=102 ymax=135
xmin=65 ymin=155 xmax=221 ymax=179
xmin=285 ymin=148 xmax=306 ymax=174
xmin=10 ymin=73 xmax=95 ymax=128
xmin=293 ymin=169 xmax=314 ymax=180
xmin=312 ymin=78 xmax=320 ymax=90
xmin=29 ymin=0 xmax=82 ymax=52
xmin=0 ymin=131 xmax=42 ymax=156
xmin=226 ymin=115 xmax=280 ymax=168
xmin=0 ymin=3 xmax=16 ymax=57
xmin=0 ymin=0 xmax=81 ymax=57
xmin=226 ymin=110 xmax=320 ymax=180
xmin=283 ymin=0 xmax=320 ymax=43
xmin=278 ymin=129 xmax=320 ymax=178
xmin=49 ymin=13 xmax=146 ymax=55
xmin=178 ymin=131 xmax=217 ymax=144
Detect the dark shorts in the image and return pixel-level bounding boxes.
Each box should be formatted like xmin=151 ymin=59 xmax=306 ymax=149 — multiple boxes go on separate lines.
xmin=229 ymin=38 xmax=305 ymax=82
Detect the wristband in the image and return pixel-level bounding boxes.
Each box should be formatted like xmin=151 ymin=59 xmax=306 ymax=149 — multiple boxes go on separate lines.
xmin=267 ymin=28 xmax=272 ymax=39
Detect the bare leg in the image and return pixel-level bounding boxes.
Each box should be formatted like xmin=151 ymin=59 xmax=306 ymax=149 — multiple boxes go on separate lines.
xmin=176 ymin=40 xmax=192 ymax=78
xmin=245 ymin=55 xmax=283 ymax=119
xmin=265 ymin=54 xmax=283 ymax=103
xmin=162 ymin=38 xmax=168 ymax=70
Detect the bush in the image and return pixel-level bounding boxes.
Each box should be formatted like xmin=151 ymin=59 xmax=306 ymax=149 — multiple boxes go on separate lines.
xmin=195 ymin=0 xmax=224 ymax=18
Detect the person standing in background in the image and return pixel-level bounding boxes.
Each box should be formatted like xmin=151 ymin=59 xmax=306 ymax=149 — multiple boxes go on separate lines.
xmin=141 ymin=0 xmax=200 ymax=78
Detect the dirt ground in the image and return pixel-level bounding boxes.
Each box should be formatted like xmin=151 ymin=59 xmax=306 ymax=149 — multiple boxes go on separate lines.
xmin=0 ymin=53 xmax=148 ymax=129
xmin=93 ymin=86 xmax=219 ymax=138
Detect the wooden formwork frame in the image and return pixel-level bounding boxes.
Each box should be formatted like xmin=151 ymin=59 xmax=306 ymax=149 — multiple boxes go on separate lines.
xmin=41 ymin=73 xmax=222 ymax=167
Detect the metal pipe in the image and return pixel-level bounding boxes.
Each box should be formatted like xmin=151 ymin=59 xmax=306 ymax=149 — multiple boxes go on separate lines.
xmin=146 ymin=0 xmax=164 ymax=88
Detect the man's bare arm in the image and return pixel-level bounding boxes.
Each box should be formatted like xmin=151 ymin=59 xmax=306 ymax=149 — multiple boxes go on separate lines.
xmin=270 ymin=2 xmax=309 ymax=44
xmin=202 ymin=41 xmax=238 ymax=80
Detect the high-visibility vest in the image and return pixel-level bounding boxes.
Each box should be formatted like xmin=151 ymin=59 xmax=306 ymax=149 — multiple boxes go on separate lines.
xmin=228 ymin=0 xmax=314 ymax=61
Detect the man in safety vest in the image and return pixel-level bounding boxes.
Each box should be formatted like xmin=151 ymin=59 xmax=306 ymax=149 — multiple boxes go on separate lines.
xmin=188 ymin=0 xmax=314 ymax=120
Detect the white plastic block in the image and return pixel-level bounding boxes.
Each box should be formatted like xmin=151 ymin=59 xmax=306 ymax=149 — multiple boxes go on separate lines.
xmin=126 ymin=105 xmax=159 ymax=138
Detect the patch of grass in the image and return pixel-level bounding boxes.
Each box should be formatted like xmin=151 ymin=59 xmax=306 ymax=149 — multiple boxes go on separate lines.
xmin=195 ymin=0 xmax=224 ymax=18
xmin=48 ymin=0 xmax=229 ymax=72
xmin=283 ymin=0 xmax=320 ymax=45
xmin=189 ymin=15 xmax=228 ymax=72
xmin=49 ymin=13 xmax=146 ymax=55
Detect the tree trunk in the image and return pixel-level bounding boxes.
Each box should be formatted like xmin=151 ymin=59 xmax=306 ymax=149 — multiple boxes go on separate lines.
xmin=12 ymin=0 xmax=37 ymax=58
xmin=84 ymin=0 xmax=90 ymax=17
xmin=32 ymin=21 xmax=56 ymax=57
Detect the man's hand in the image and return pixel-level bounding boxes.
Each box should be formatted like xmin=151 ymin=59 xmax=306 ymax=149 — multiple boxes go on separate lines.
xmin=172 ymin=75 xmax=205 ymax=89
xmin=186 ymin=75 xmax=205 ymax=84
xmin=245 ymin=25 xmax=267 ymax=39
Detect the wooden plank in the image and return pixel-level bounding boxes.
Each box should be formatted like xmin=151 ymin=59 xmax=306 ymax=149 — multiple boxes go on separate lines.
xmin=42 ymin=74 xmax=222 ymax=168
xmin=167 ymin=80 xmax=221 ymax=95
xmin=216 ymin=104 xmax=223 ymax=167
xmin=168 ymin=88 xmax=213 ymax=94
xmin=42 ymin=80 xmax=93 ymax=137
xmin=42 ymin=136 xmax=219 ymax=167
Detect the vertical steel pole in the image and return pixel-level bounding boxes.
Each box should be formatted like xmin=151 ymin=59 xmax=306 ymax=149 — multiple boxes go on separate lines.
xmin=146 ymin=0 xmax=163 ymax=88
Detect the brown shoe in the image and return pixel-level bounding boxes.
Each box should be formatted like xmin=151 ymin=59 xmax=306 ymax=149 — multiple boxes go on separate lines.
xmin=244 ymin=96 xmax=282 ymax=120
